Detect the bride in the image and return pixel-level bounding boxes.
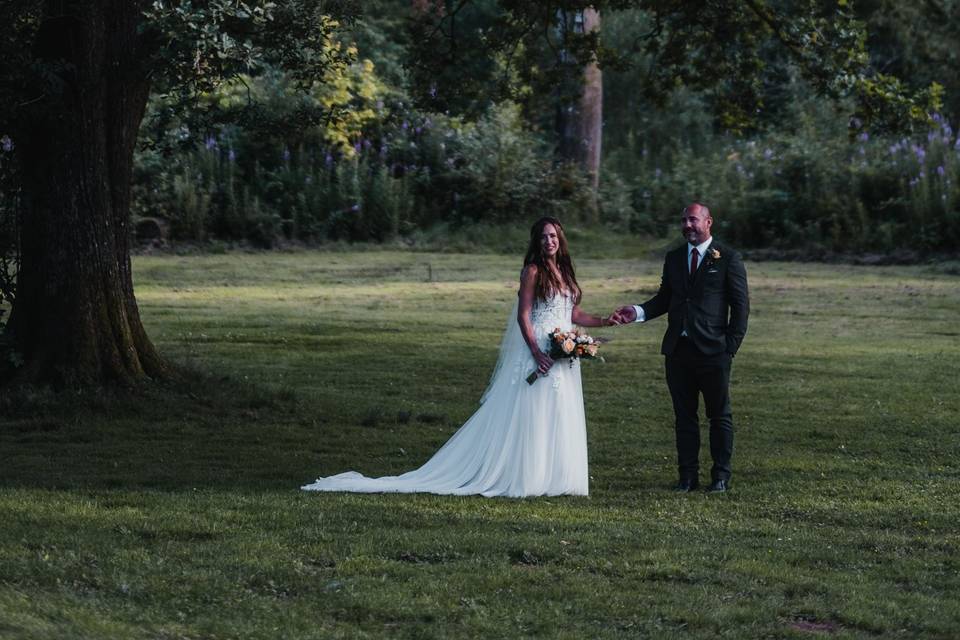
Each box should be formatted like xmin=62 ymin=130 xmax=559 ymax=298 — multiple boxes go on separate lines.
xmin=302 ymin=217 xmax=613 ymax=497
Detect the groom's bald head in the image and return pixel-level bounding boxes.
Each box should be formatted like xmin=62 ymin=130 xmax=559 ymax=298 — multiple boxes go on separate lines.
xmin=683 ymin=202 xmax=711 ymax=219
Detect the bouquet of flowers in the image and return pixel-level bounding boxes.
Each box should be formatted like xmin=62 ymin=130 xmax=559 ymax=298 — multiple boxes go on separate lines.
xmin=526 ymin=328 xmax=607 ymax=384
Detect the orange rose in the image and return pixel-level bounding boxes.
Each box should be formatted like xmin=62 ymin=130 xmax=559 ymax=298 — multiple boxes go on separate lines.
xmin=562 ymin=338 xmax=576 ymax=354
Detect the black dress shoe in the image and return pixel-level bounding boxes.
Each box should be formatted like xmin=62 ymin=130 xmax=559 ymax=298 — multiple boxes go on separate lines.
xmin=673 ymin=478 xmax=699 ymax=492
xmin=706 ymin=479 xmax=729 ymax=493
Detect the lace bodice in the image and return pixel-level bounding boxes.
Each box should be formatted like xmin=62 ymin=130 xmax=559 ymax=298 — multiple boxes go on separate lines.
xmin=478 ymin=292 xmax=580 ymax=394
xmin=531 ymin=293 xmax=575 ymax=344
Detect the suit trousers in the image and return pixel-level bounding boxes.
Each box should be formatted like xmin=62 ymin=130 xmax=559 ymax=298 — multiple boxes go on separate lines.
xmin=664 ymin=337 xmax=734 ymax=481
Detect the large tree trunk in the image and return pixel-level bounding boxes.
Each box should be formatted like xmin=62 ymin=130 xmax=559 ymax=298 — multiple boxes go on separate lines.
xmin=4 ymin=0 xmax=165 ymax=386
xmin=556 ymin=8 xmax=603 ymax=220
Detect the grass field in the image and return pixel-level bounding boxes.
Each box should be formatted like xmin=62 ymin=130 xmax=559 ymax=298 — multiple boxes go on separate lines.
xmin=1 ymin=249 xmax=959 ymax=639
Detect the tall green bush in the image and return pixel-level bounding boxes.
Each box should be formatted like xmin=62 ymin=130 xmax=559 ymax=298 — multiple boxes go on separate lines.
xmin=133 ymin=94 xmax=601 ymax=246
xmin=604 ymin=98 xmax=960 ymax=254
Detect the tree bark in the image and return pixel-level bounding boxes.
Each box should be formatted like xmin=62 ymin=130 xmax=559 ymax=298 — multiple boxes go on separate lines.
xmin=579 ymin=9 xmax=603 ymax=193
xmin=555 ymin=8 xmax=603 ymax=220
xmin=4 ymin=0 xmax=165 ymax=386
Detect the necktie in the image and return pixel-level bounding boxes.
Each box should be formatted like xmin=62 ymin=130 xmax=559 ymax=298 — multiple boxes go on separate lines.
xmin=682 ymin=248 xmax=698 ymax=336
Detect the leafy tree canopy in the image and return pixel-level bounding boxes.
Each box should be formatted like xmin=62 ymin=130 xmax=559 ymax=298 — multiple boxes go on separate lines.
xmin=407 ymin=0 xmax=942 ymax=133
xmin=0 ymin=1 xmax=362 ymax=140
xmin=858 ymin=0 xmax=959 ymax=119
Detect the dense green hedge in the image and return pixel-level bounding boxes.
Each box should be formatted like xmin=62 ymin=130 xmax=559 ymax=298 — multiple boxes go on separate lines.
xmin=133 ymin=101 xmax=604 ymax=248
xmin=131 ymin=98 xmax=959 ymax=255
xmin=616 ymin=116 xmax=960 ymax=253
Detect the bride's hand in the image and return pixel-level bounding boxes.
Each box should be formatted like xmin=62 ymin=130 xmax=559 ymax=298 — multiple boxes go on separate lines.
xmin=533 ymin=350 xmax=554 ymax=375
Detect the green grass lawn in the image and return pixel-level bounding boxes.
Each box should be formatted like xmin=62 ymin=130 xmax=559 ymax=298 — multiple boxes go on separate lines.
xmin=1 ymin=250 xmax=958 ymax=639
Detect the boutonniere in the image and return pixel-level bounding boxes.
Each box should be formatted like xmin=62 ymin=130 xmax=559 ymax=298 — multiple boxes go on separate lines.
xmin=710 ymin=248 xmax=721 ymax=260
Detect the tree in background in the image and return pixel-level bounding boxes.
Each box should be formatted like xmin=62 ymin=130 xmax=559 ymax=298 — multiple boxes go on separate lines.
xmin=0 ymin=0 xmax=358 ymax=386
xmin=858 ymin=0 xmax=959 ymax=118
xmin=408 ymin=0 xmax=942 ymax=180
xmin=555 ymin=8 xmax=603 ymax=218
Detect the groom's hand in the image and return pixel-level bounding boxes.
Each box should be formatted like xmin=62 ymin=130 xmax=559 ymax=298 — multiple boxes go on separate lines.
xmin=610 ymin=306 xmax=637 ymax=325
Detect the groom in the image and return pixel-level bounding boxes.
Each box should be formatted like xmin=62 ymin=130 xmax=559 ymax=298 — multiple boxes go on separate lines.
xmin=613 ymin=203 xmax=749 ymax=493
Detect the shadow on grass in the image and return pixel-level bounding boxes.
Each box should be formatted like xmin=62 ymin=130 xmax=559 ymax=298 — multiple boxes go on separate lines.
xmin=0 ymin=367 xmax=329 ymax=492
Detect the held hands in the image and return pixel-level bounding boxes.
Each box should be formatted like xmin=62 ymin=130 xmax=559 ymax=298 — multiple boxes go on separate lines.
xmin=608 ymin=306 xmax=637 ymax=325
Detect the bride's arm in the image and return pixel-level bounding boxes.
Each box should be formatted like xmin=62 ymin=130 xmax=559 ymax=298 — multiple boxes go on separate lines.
xmin=572 ymin=304 xmax=613 ymax=328
xmin=518 ymin=265 xmax=554 ymax=374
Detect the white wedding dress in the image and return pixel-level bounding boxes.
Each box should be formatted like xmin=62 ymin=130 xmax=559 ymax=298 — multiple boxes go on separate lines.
xmin=301 ymin=293 xmax=589 ymax=497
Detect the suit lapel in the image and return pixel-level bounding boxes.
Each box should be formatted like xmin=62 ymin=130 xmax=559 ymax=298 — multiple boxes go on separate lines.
xmin=674 ymin=246 xmax=690 ymax=294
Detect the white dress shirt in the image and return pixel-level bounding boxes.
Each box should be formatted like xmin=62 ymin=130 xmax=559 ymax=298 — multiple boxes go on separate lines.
xmin=633 ymin=237 xmax=713 ymax=324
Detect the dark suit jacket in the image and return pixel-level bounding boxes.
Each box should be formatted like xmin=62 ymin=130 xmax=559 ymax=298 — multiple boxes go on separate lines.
xmin=640 ymin=239 xmax=749 ymax=356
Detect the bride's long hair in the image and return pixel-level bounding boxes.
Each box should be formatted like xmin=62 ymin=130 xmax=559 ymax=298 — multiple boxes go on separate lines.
xmin=523 ymin=216 xmax=582 ymax=304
